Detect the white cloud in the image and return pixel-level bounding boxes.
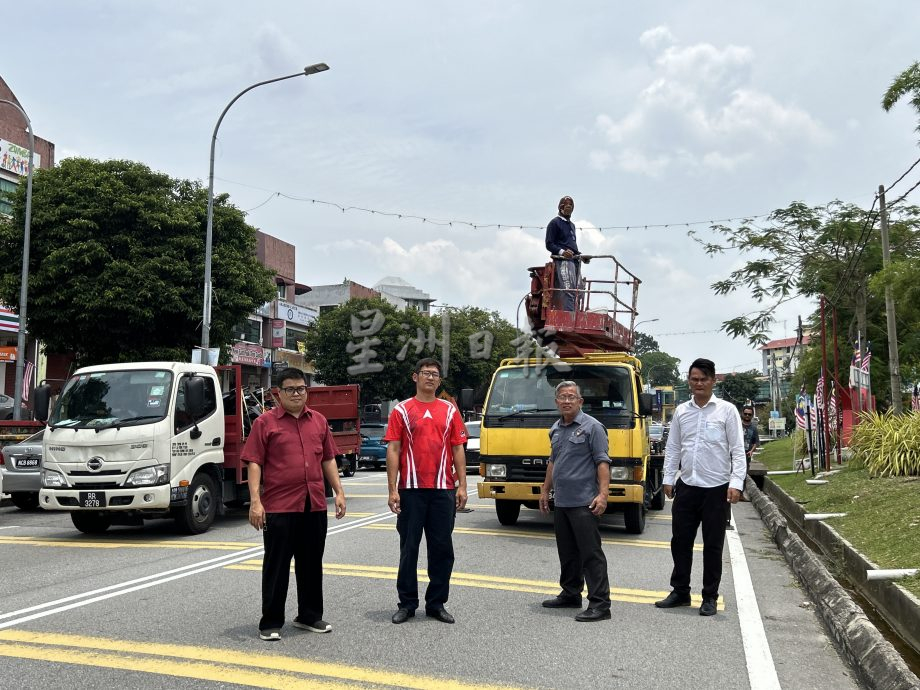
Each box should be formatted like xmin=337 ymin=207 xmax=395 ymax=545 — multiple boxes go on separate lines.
xmin=593 ymin=27 xmax=830 ymax=176
xmin=639 ymin=26 xmax=676 ymax=53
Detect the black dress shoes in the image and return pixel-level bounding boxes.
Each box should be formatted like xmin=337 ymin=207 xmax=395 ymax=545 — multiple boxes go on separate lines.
xmin=574 ymin=607 xmax=611 ymax=622
xmin=425 ymin=607 xmax=455 ymax=624
xmin=654 ymin=591 xmax=692 ymax=608
xmin=391 ymin=608 xmax=415 ymax=624
xmin=699 ymin=598 xmax=718 ymax=616
xmin=541 ymin=595 xmax=583 ymax=609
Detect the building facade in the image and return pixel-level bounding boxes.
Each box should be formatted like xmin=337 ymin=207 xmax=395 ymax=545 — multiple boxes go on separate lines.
xmin=0 ymin=75 xmax=61 ymax=405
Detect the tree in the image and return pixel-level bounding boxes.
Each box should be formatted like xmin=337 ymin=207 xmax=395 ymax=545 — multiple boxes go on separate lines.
xmin=719 ymin=370 xmax=761 ymax=407
xmin=302 ymin=299 xmax=522 ymax=404
xmin=883 ymin=61 xmax=920 ymax=135
xmin=0 ymin=158 xmax=275 ymax=365
xmin=640 ymin=351 xmax=681 ymax=386
xmin=632 ymin=331 xmax=659 ymax=357
xmin=435 ymin=306 xmax=521 ymax=403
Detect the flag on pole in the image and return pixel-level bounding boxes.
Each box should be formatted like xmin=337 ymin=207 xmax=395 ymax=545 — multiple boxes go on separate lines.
xmin=795 ymin=383 xmax=817 ymax=429
xmin=815 ymin=374 xmax=825 ymax=412
xmin=22 ymin=359 xmax=33 ymax=402
xmin=852 ymin=341 xmax=861 ymax=368
xmin=861 ymin=342 xmax=872 ymax=373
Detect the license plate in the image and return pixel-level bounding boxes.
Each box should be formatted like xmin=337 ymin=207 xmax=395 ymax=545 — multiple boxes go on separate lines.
xmin=16 ymin=457 xmax=40 ymax=468
xmin=79 ymin=491 xmax=106 ymax=508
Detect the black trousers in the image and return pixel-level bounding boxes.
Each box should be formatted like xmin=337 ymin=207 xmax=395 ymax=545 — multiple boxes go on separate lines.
xmin=396 ymin=489 xmax=456 ymax=612
xmin=260 ymin=503 xmax=327 ymax=631
xmin=554 ymin=506 xmax=610 ymax=611
xmin=669 ymin=480 xmax=728 ymax=600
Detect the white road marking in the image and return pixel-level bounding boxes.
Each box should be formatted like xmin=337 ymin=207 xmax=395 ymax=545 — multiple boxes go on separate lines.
xmin=727 ymin=510 xmax=782 ymax=690
xmin=0 ymin=526 xmax=21 ymax=530
xmin=0 ymin=510 xmax=395 ymax=630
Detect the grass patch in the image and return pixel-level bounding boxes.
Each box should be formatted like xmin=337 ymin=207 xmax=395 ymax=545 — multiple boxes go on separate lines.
xmin=756 ymin=437 xmax=920 ymax=598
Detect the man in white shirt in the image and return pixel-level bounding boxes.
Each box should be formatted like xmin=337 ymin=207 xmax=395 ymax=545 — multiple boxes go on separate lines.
xmin=654 ymin=358 xmax=746 ymax=616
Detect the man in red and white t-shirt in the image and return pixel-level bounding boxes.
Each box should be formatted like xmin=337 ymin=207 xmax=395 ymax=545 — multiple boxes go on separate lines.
xmin=385 ymin=357 xmax=468 ymax=625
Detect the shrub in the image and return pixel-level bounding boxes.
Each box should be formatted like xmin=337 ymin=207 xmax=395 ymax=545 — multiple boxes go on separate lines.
xmin=848 ymin=411 xmax=920 ymax=476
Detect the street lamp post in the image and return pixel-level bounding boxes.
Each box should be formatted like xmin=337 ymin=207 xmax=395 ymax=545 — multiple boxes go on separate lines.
xmin=634 ymin=317 xmax=659 ymax=331
xmin=200 ymin=63 xmax=329 ymax=352
xmin=0 ymin=99 xmax=35 ymax=421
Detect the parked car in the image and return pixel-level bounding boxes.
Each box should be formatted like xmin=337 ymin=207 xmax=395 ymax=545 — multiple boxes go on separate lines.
xmin=464 ymin=420 xmax=481 ymax=472
xmin=0 ymin=394 xmax=27 ymax=420
xmin=359 ymin=422 xmax=388 ymax=469
xmin=0 ymin=429 xmax=44 ymax=510
xmin=649 ymin=423 xmax=664 ymax=442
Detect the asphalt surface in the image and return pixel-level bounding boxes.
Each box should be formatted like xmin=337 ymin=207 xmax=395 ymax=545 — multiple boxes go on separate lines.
xmin=0 ymin=472 xmax=861 ymax=689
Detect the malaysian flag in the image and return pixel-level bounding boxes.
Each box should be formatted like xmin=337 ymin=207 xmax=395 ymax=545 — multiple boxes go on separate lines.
xmin=795 ymin=383 xmax=817 ymax=429
xmin=852 ymin=341 xmax=861 ymax=368
xmin=22 ymin=359 xmax=33 ymax=402
xmin=861 ymin=342 xmax=872 ymax=373
xmin=815 ymin=373 xmax=825 ymax=413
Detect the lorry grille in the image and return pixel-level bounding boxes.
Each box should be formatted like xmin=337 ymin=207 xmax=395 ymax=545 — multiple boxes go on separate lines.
xmin=507 ymin=465 xmax=548 ymax=482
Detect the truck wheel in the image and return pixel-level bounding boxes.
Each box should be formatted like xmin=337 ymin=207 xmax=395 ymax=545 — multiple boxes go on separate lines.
xmin=71 ymin=511 xmax=112 ymax=534
xmin=174 ymin=473 xmax=217 ymax=534
xmin=623 ymin=503 xmax=646 ymax=534
xmin=495 ymin=500 xmax=521 ymax=526
xmin=10 ymin=492 xmax=39 ymax=511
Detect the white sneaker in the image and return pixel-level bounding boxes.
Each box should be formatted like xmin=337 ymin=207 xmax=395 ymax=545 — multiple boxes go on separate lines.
xmin=259 ymin=629 xmax=281 ymax=641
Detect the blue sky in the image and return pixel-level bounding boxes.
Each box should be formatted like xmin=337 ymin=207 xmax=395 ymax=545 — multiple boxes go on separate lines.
xmin=5 ymin=1 xmax=919 ymax=373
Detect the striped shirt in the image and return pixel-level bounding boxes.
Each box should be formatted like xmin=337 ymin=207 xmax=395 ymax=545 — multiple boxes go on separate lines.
xmin=384 ymin=398 xmax=466 ymax=489
xmin=663 ymin=395 xmax=747 ymax=491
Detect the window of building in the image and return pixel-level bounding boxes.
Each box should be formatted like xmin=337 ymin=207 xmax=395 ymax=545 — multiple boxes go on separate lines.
xmin=0 ymin=178 xmax=18 ymax=217
xmin=234 ymin=318 xmax=262 ymax=343
xmin=285 ymin=327 xmax=308 ymax=352
xmin=276 ymin=283 xmax=287 ymax=300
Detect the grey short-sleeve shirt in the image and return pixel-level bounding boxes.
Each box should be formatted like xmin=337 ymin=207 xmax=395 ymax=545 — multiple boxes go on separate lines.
xmin=549 ymin=410 xmax=610 ymax=508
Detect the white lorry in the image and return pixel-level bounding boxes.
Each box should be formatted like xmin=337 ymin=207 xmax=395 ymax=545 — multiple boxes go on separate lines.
xmin=35 ymin=362 xmax=257 ymax=534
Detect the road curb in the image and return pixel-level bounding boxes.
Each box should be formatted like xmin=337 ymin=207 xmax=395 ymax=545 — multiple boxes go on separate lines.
xmin=748 ymin=478 xmax=920 ymax=690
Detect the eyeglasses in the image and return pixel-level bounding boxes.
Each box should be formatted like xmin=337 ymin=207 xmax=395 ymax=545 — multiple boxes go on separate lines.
xmin=555 ymin=395 xmax=580 ymax=402
xmin=280 ymin=386 xmax=307 ymax=395
xmin=417 ymin=371 xmax=441 ymax=379
xmin=742 ymin=414 xmax=753 ymax=418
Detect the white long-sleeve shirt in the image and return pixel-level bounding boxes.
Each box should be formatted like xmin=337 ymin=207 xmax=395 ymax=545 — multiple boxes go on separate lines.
xmin=663 ymin=395 xmax=747 ymax=491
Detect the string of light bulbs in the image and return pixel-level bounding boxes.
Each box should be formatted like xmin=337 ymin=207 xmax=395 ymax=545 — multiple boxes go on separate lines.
xmin=217 ymin=176 xmax=772 ymax=232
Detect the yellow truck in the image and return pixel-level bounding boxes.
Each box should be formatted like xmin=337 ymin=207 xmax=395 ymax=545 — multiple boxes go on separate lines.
xmin=476 ymin=255 xmax=664 ymax=533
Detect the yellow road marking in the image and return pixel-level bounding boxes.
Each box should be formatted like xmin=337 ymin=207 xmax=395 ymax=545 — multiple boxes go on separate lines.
xmin=225 ymin=561 xmax=721 ymax=609
xmin=0 ymin=630 xmax=524 ymax=690
xmin=362 ymin=523 xmax=699 ymax=551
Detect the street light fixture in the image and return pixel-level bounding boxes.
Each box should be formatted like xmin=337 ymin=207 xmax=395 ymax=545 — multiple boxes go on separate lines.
xmin=200 ymin=63 xmax=330 ymax=351
xmin=634 ymin=317 xmax=659 ymax=330
xmin=0 ymin=99 xmax=35 ymax=421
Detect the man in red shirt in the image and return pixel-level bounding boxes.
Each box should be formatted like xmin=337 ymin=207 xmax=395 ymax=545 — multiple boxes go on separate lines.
xmin=385 ymin=357 xmax=467 ymax=624
xmin=243 ymin=367 xmax=346 ymax=641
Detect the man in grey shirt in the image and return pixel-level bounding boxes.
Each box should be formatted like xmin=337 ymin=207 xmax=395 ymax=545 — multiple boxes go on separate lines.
xmin=539 ymin=381 xmax=611 ymax=622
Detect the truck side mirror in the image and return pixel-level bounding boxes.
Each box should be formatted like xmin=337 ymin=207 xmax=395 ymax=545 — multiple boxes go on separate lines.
xmin=638 ymin=393 xmax=654 ymax=417
xmin=33 ymin=384 xmax=52 ymax=422
xmin=459 ymin=388 xmax=474 ymax=411
xmin=185 ymin=376 xmax=206 ymax=419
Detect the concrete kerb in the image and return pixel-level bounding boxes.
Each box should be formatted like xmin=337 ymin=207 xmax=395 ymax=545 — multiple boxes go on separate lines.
xmin=747 ymin=477 xmax=920 ymax=690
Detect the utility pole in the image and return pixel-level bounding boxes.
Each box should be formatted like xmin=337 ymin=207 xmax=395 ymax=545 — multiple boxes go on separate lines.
xmin=878 ymin=185 xmax=903 ymax=414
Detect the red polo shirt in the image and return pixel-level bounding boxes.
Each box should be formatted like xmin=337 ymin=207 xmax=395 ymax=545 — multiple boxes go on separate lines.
xmin=241 ymin=405 xmax=338 ymax=513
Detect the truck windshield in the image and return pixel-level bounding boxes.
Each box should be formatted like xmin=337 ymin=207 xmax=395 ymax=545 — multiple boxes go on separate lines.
xmin=485 ymin=364 xmax=634 ymax=421
xmin=50 ymin=370 xmax=173 ymax=429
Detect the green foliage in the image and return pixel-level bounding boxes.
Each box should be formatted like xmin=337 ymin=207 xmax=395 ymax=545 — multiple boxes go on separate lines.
xmin=719 ymin=370 xmax=761 ymax=407
xmin=639 ymin=351 xmax=681 ymax=386
xmin=0 ymin=158 xmax=275 ymax=365
xmin=882 ymin=60 xmax=920 ymax=134
xmin=301 ymin=299 xmax=521 ymax=403
xmin=849 ymin=411 xmax=920 ymax=477
xmin=631 ymin=331 xmax=659 ymax=357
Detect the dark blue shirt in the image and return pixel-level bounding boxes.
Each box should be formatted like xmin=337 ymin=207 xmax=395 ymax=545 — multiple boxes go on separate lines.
xmin=545 ymin=215 xmax=579 ymax=256
xmin=548 ymin=410 xmax=610 ymax=507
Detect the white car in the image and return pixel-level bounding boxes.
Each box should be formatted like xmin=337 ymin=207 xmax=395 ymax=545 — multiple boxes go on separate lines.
xmin=464 ymin=421 xmax=481 ymax=472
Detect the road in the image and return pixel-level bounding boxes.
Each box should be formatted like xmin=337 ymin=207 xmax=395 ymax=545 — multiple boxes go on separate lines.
xmin=0 ymin=471 xmax=860 ymax=689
